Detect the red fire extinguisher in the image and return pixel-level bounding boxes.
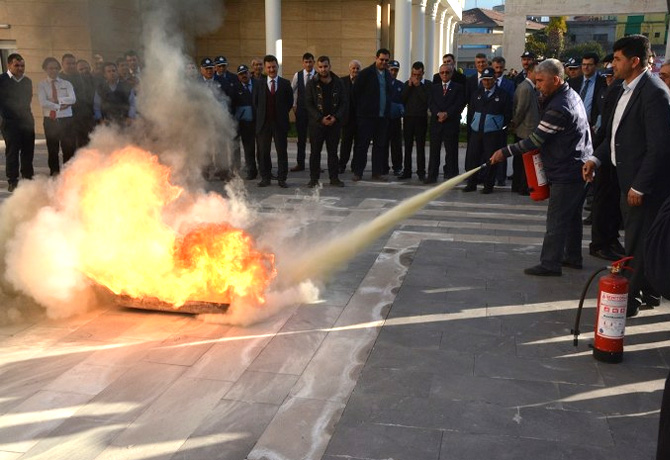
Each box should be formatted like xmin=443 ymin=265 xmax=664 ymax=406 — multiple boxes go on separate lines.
xmin=522 ymin=150 xmax=549 ymax=201
xmin=572 ymin=257 xmax=633 ymax=364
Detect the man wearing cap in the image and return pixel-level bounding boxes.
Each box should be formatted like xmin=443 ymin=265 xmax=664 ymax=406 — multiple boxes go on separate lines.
xmin=352 ymin=48 xmax=393 ymax=181
xmin=232 ymin=64 xmax=257 ymax=180
xmin=385 ymin=59 xmax=404 ymax=176
xmin=304 ymin=55 xmax=347 ymax=188
xmin=214 ymin=56 xmax=236 ymax=100
xmin=514 ymin=51 xmax=537 ymax=87
xmin=426 ymin=63 xmax=465 ymax=184
xmin=290 ymin=53 xmax=316 ymax=172
xmin=199 ymin=57 xmax=225 ymax=103
xmin=464 ymin=66 xmax=511 ymax=194
xmin=565 ymin=58 xmax=582 ymax=81
xmin=490 ymin=58 xmax=592 ymax=277
xmin=401 ymin=61 xmax=432 ymax=181
xmin=338 ymin=60 xmax=361 ymax=174
xmin=252 ymin=54 xmax=294 ymax=188
xmin=465 ymin=53 xmax=489 ymax=141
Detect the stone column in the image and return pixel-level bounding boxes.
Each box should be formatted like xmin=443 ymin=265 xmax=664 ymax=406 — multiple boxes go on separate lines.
xmin=435 ymin=7 xmax=447 ymax=71
xmin=443 ymin=14 xmax=453 ymax=55
xmin=502 ymin=13 xmax=526 ymax=73
xmin=381 ymin=0 xmax=392 ymax=49
xmin=265 ymin=0 xmax=282 ymax=74
xmin=425 ymin=1 xmax=439 ymax=76
xmin=395 ymin=0 xmax=412 ymax=81
xmin=411 ymin=0 xmax=427 ymax=66
xmin=448 ymin=19 xmax=457 ymax=59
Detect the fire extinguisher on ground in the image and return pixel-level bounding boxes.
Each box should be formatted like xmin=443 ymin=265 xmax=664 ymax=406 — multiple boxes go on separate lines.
xmin=522 ymin=149 xmax=550 ymax=201
xmin=572 ymin=257 xmax=633 ymax=364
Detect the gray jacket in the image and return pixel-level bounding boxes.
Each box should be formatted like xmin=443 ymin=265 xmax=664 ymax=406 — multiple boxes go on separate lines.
xmin=512 ymin=78 xmax=539 ymax=139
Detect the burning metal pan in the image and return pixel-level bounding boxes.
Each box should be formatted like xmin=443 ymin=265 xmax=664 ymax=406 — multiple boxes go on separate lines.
xmin=116 ymin=295 xmax=229 ymax=315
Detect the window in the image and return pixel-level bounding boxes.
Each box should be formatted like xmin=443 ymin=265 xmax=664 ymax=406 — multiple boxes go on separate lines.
xmin=593 ymin=33 xmax=608 ymax=42
xmin=655 ymin=32 xmax=661 ymax=38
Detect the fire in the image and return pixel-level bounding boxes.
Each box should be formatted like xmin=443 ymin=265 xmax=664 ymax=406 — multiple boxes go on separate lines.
xmin=69 ymin=146 xmax=275 ymax=307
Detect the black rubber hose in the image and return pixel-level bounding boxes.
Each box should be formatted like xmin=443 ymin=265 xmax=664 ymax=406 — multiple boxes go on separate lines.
xmin=572 ymin=267 xmax=609 ymax=346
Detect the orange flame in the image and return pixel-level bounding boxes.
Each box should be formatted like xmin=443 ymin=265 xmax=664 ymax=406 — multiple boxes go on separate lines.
xmin=70 ymin=146 xmax=275 ymax=307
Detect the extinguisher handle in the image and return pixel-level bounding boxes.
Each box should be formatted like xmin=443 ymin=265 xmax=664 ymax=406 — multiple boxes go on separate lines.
xmin=480 ymin=160 xmax=492 ymax=169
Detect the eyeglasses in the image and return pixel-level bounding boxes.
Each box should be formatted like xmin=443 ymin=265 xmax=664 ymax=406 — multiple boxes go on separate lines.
xmin=439 ymin=71 xmax=450 ymax=75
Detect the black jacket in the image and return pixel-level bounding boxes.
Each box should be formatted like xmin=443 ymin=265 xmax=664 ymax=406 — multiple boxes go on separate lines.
xmin=429 ymin=80 xmax=465 ymax=132
xmin=568 ymin=74 xmax=607 ymax=127
xmin=252 ymin=76 xmax=293 ymax=134
xmin=0 ymin=73 xmax=34 ymax=128
xmin=305 ymin=73 xmax=348 ymax=125
xmin=353 ymin=63 xmax=392 ymax=118
xmin=401 ymin=79 xmax=431 ymax=117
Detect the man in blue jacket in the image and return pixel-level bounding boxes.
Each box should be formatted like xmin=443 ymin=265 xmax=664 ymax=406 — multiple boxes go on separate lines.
xmin=490 ymin=58 xmax=592 ymax=276
xmin=385 ymin=59 xmax=404 ymax=176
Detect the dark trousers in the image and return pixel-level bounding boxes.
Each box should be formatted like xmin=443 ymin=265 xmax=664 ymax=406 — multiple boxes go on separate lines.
xmin=589 ymin=161 xmax=621 ymax=251
xmin=257 ymin=121 xmax=288 ymax=181
xmin=295 ymin=108 xmax=308 ymax=167
xmin=403 ymin=116 xmax=427 ymax=177
xmin=353 ymin=117 xmax=388 ymax=177
xmin=309 ymin=123 xmax=341 ymax=180
xmin=73 ymin=115 xmax=95 ymax=149
xmin=2 ymin=122 xmax=35 ymax=183
xmin=658 ymin=371 xmax=670 ymax=460
xmin=44 ymin=117 xmax=76 ymax=175
xmin=238 ymin=120 xmax=257 ymax=177
xmin=465 ymin=130 xmax=505 ymax=188
xmin=428 ymin=121 xmax=458 ymax=181
xmin=620 ymin=191 xmax=664 ymax=300
xmin=511 ymin=135 xmax=529 ymax=193
xmin=339 ymin=120 xmax=356 ymax=170
xmin=495 ymin=134 xmax=509 ymax=184
xmin=541 ymin=182 xmax=586 ymax=272
xmin=385 ymin=117 xmax=402 ymax=174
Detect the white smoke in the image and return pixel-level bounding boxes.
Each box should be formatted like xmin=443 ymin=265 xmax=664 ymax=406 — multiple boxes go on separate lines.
xmin=0 ymin=0 xmax=324 ymax=326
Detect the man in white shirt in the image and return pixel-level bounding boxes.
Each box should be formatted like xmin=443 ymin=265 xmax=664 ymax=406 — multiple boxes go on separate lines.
xmin=290 ymin=52 xmax=315 ymax=171
xmin=38 ymin=57 xmax=76 ymax=176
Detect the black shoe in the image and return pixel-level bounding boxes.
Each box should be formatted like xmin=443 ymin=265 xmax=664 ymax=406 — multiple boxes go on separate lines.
xmin=583 ymin=214 xmax=592 ymax=225
xmin=463 ymin=184 xmax=476 ymax=192
xmin=245 ymin=173 xmax=258 ymax=181
xmin=278 ymin=180 xmax=288 ymax=188
xmin=330 ymin=178 xmax=345 ymax=187
xmin=307 ymin=179 xmax=319 ymax=188
xmin=398 ymin=174 xmax=412 ymax=180
xmin=258 ymin=179 xmax=271 ymax=187
xmin=352 ymin=175 xmax=362 ymax=182
xmin=589 ymin=248 xmax=620 ymax=262
xmin=626 ymin=301 xmax=640 ymax=318
xmin=496 ymin=180 xmax=506 ymax=187
xmin=481 ymin=186 xmax=493 ymax=194
xmin=7 ymin=182 xmax=17 ymax=193
xmin=417 ymin=175 xmax=426 ymax=182
xmin=423 ymin=178 xmax=437 ymax=185
xmin=524 ymin=265 xmax=561 ymax=276
xmin=290 ymin=165 xmax=305 ymax=172
xmin=561 ymin=260 xmax=583 ymax=269
xmin=642 ymin=293 xmax=661 ymax=307
xmin=610 ymin=242 xmax=626 ymax=257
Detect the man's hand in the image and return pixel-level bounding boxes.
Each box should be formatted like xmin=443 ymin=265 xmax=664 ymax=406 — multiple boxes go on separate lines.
xmin=489 ymin=149 xmax=505 ymax=165
xmin=582 ymin=160 xmax=596 ymax=182
xmin=437 ymin=112 xmax=447 ymax=123
xmin=627 ymin=189 xmax=643 ymax=207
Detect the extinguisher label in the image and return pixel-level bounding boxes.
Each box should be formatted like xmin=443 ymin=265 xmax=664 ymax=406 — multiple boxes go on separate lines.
xmin=597 ymin=292 xmax=628 ymax=339
xmin=533 ymin=154 xmax=547 ymax=187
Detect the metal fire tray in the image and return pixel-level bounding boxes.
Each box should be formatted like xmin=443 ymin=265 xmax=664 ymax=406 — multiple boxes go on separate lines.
xmin=116 ymin=295 xmax=229 ymax=315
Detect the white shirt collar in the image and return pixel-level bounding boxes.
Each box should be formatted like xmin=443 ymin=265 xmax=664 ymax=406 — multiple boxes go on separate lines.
xmin=622 ymin=69 xmax=647 ymax=93
xmin=7 ymin=70 xmax=24 ymax=82
xmin=525 ymin=77 xmax=535 ymax=89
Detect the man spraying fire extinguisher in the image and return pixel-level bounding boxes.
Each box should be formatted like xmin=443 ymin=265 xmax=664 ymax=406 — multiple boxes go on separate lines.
xmin=489 ymin=58 xmax=592 ymax=277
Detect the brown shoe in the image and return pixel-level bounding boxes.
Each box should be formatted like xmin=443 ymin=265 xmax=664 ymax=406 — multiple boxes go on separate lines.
xmin=290 ymin=165 xmax=305 ymax=172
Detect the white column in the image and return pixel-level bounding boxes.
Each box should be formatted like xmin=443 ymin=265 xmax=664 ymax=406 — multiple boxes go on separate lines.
xmin=443 ymin=14 xmax=453 ymax=55
xmin=448 ymin=20 xmax=457 ymax=59
xmin=265 ymin=0 xmax=282 ymax=74
xmin=394 ymin=0 xmax=412 ymax=81
xmin=411 ymin=0 xmax=427 ymax=66
xmin=435 ymin=7 xmax=447 ymax=72
xmin=425 ymin=1 xmax=439 ymax=76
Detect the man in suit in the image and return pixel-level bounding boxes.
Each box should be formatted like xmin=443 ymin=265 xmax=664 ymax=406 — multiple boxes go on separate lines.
xmin=583 ymin=34 xmax=670 ymax=316
xmin=338 ymin=60 xmax=360 ymax=173
xmin=0 ymin=53 xmax=35 ymax=192
xmin=490 ymin=58 xmax=592 ymax=276
xmin=426 ymin=63 xmax=465 ymax=184
xmin=491 ymin=56 xmax=516 ymax=186
xmin=432 ymin=53 xmax=466 ymax=87
xmin=510 ymin=61 xmax=539 ymax=195
xmin=400 ymin=61 xmax=431 ymax=181
xmin=569 ymin=52 xmax=606 ymax=130
xmin=465 ymin=53 xmax=489 ymax=141
xmin=464 ymin=67 xmax=511 ymax=194
xmin=252 ymin=54 xmax=294 ymax=188
xmin=304 ymin=55 xmax=347 ymax=188
xmin=232 ymin=65 xmax=257 ymax=180
xmin=290 ymin=53 xmax=316 ymax=172
xmin=514 ymin=51 xmax=536 ymax=87
xmin=352 ymin=48 xmax=393 ymax=181
xmin=386 ymin=59 xmax=404 ymax=176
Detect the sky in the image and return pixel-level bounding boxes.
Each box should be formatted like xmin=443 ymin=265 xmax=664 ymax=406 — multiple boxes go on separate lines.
xmin=464 ymin=0 xmax=504 ymax=10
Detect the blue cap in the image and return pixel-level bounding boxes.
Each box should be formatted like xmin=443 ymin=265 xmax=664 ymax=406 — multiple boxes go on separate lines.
xmin=601 ymin=67 xmax=614 ymax=76
xmin=521 ymin=51 xmax=536 ymax=59
xmin=236 ymin=64 xmax=249 ymax=74
xmin=389 ymin=60 xmax=400 ymax=69
xmin=565 ymin=58 xmax=579 ymax=68
xmin=480 ymin=67 xmax=495 ymax=79
xmin=215 ymin=56 xmax=228 ymax=65
xmin=200 ymin=57 xmax=214 ymax=68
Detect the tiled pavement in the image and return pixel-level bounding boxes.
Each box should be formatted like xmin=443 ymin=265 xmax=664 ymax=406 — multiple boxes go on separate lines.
xmin=0 ymin=140 xmax=667 ymax=460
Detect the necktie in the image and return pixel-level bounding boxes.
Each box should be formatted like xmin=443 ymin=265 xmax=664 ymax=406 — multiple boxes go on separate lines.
xmin=443 ymin=83 xmax=447 ymax=95
xmin=270 ymin=79 xmax=275 ymax=95
xmin=580 ymin=79 xmax=590 ymax=101
xmin=246 ymin=83 xmax=251 ymax=93
xmin=487 ymin=90 xmax=492 ymax=98
xmin=50 ymin=80 xmax=58 ymax=119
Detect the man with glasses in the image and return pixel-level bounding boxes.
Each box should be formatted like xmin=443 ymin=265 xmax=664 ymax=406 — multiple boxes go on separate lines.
xmin=569 ymin=53 xmax=606 ymax=130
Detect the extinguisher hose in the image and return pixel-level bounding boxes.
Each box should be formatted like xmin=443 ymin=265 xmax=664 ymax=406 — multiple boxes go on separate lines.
xmin=572 ymin=267 xmax=609 ymax=346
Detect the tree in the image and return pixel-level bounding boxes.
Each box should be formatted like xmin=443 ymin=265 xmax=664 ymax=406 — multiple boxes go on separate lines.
xmin=561 ymin=41 xmax=605 ymax=62
xmin=546 ymin=16 xmax=568 ymax=58
xmin=526 ymin=30 xmax=548 ymax=59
